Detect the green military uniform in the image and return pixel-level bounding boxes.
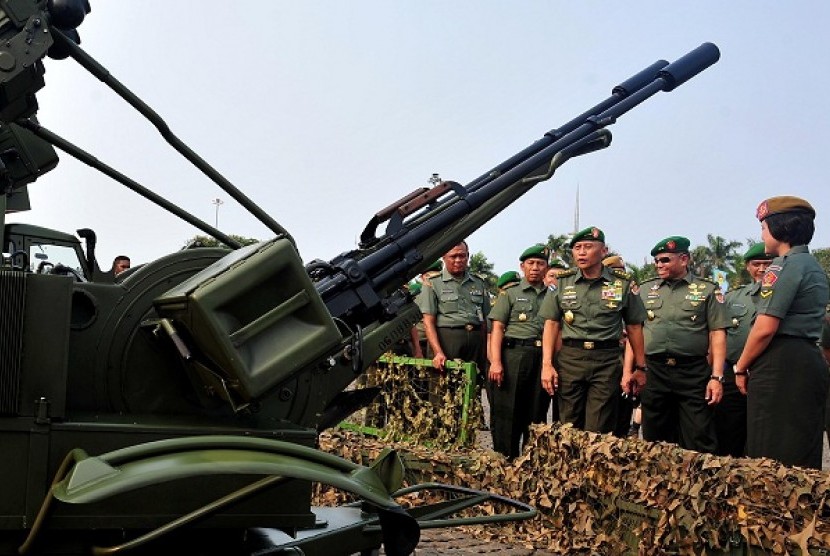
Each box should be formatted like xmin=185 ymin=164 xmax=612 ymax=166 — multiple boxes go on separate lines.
xmin=489 ymin=271 xmax=548 ymax=458
xmin=747 ymin=243 xmax=829 ymax=468
xmin=539 ymin=229 xmax=646 ymax=433
xmin=418 ymin=266 xmax=490 ymax=372
xmin=640 ymin=237 xmax=730 ymax=454
xmin=715 ymin=243 xmax=773 ymax=456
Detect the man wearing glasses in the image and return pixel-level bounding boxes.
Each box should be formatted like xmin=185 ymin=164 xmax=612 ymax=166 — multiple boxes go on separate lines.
xmin=539 ymin=227 xmax=648 ymax=434
xmin=638 ymin=236 xmax=730 ymax=453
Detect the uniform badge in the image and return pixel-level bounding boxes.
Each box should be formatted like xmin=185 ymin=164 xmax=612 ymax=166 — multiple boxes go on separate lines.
xmin=651 ymin=284 xmax=660 ymax=291
xmin=762 ymin=272 xmax=778 ymax=287
xmin=564 ymin=310 xmax=574 ymax=324
xmin=691 ymin=315 xmax=697 ymax=321
xmin=647 ymin=310 xmax=655 ymax=321
xmin=760 ymin=290 xmax=773 ymax=299
xmin=518 ymin=312 xmax=527 ymax=322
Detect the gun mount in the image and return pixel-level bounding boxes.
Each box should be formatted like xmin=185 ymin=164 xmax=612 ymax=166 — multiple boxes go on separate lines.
xmin=0 ymin=1 xmax=720 ymax=554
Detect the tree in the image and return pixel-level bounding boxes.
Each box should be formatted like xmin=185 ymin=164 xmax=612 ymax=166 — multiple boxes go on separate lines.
xmin=690 ymin=234 xmax=743 ymax=282
xmin=813 ymin=247 xmax=830 ymax=282
xmin=469 ymin=251 xmax=499 ymax=295
xmin=184 ymin=234 xmax=260 ymax=249
xmin=545 ymin=233 xmax=573 ymax=266
xmin=628 ymin=261 xmax=657 ymax=283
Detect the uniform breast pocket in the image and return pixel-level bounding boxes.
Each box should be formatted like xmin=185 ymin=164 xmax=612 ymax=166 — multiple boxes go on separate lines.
xmin=560 ymin=299 xmax=581 ymax=312
xmin=471 ymin=294 xmax=484 ymax=307
xmin=644 ymin=297 xmax=662 ymax=319
xmin=510 ymin=303 xmax=534 ymax=320
xmin=729 ymin=303 xmax=748 ymax=327
xmin=681 ymin=298 xmax=706 ymax=319
xmin=439 ymin=293 xmax=460 ymax=312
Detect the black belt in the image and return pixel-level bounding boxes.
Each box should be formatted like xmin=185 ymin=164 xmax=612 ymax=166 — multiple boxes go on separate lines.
xmin=562 ymin=339 xmax=620 ymax=350
xmin=774 ymin=334 xmax=814 ymax=342
xmin=504 ymin=338 xmax=542 ymax=348
xmin=440 ymin=324 xmax=479 ymax=331
xmin=648 ymin=353 xmax=706 ymax=366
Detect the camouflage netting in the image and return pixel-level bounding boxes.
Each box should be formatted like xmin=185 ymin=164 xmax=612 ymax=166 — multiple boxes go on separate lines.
xmin=319 ymin=361 xmax=830 ymax=555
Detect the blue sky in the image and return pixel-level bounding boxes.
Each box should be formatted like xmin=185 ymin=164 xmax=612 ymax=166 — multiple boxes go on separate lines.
xmin=11 ymin=1 xmax=829 ymax=276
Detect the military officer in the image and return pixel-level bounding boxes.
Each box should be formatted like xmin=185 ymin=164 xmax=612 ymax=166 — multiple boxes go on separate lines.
xmin=412 ymin=260 xmax=443 ymax=359
xmin=715 ymin=243 xmax=773 ymax=456
xmin=544 ymin=259 xmax=569 ymax=291
xmin=540 ymin=227 xmax=647 ymax=434
xmin=735 ymin=196 xmax=829 ymax=469
xmin=488 ymin=244 xmax=549 ymax=458
xmin=418 ymin=241 xmax=489 ymax=377
xmin=638 ymin=236 xmax=729 ymax=454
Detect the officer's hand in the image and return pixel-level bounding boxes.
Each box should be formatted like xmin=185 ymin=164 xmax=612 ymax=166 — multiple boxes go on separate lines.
xmin=631 ymin=368 xmax=647 ymax=395
xmin=432 ymin=352 xmax=447 ymax=372
xmin=735 ymin=374 xmax=748 ymax=395
xmin=541 ymin=364 xmax=558 ymax=396
xmin=705 ymin=380 xmax=723 ymax=405
xmin=488 ymin=362 xmax=504 ymax=387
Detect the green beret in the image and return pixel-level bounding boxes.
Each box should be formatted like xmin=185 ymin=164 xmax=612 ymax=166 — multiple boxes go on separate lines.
xmin=408 ymin=281 xmax=422 ymax=296
xmin=650 ymin=236 xmax=690 ymax=257
xmin=496 ymin=270 xmax=521 ymax=289
xmin=520 ymin=244 xmax=550 ymax=262
xmin=425 ymin=259 xmax=443 ymax=272
xmin=743 ymin=243 xmax=773 ymax=261
xmin=569 ymin=226 xmax=605 ymax=248
xmin=549 ymin=258 xmax=568 ymax=269
xmin=756 ymin=195 xmax=815 ymax=221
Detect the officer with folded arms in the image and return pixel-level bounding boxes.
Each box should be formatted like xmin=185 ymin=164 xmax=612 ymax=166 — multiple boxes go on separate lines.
xmin=488 ymin=245 xmax=549 ymax=458
xmin=638 ymin=236 xmax=729 ymax=454
xmin=540 ymin=227 xmax=647 ymax=434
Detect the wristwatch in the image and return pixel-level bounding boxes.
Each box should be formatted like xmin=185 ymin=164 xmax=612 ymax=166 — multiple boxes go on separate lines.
xmin=634 ymin=364 xmax=647 ymax=373
xmin=733 ymin=364 xmax=748 ymax=377
xmin=709 ymin=375 xmax=724 ymax=384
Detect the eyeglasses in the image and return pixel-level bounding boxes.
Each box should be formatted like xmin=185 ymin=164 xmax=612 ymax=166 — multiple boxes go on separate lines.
xmin=654 ymin=256 xmax=674 ymax=264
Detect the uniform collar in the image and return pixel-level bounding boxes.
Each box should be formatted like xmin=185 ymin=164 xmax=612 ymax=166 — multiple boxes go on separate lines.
xmin=575 ymin=265 xmax=611 ymax=282
xmin=441 ymin=268 xmax=471 ymax=283
xmin=783 ymin=245 xmax=809 ymax=257
xmin=520 ymin=277 xmax=546 ymax=293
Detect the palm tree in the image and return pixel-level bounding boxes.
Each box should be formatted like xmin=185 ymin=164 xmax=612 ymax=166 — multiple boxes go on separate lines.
xmin=545 ymin=233 xmax=573 ymax=266
xmin=628 ymin=261 xmax=657 ymax=283
xmin=691 ymin=234 xmax=743 ymax=279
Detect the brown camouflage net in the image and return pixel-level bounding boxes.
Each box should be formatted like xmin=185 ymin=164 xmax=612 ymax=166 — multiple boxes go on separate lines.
xmin=316 ymin=425 xmax=830 ymax=555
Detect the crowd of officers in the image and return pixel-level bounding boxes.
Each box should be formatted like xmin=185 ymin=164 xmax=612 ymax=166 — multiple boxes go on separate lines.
xmin=407 ymin=195 xmax=830 ymax=470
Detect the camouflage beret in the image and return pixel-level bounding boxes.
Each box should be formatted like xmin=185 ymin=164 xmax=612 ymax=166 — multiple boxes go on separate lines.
xmin=743 ymin=243 xmax=773 ymax=261
xmin=425 ymin=259 xmax=443 ymax=272
xmin=650 ymin=236 xmax=690 ymax=256
xmin=569 ymin=226 xmax=605 ymax=248
xmin=496 ymin=270 xmax=521 ymax=289
xmin=549 ymin=258 xmax=569 ymax=269
xmin=520 ymin=244 xmax=550 ymax=262
xmin=407 ymin=281 xmax=422 ymax=296
xmin=602 ymin=255 xmax=625 ymax=269
xmin=755 ymin=196 xmax=815 ymax=221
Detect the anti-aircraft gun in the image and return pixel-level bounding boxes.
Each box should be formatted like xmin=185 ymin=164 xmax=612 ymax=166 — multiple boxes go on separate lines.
xmin=0 ymin=1 xmax=720 ymax=554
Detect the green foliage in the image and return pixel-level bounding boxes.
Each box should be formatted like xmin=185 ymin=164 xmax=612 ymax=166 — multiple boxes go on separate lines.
xmin=690 ymin=234 xmax=743 ymax=283
xmin=813 ymin=247 xmax=830 ymax=281
xmin=628 ymin=261 xmax=657 ymax=283
xmin=470 ymin=250 xmax=499 ymax=295
xmin=545 ymin=233 xmax=573 ymax=266
xmin=184 ymin=234 xmax=260 ymax=249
